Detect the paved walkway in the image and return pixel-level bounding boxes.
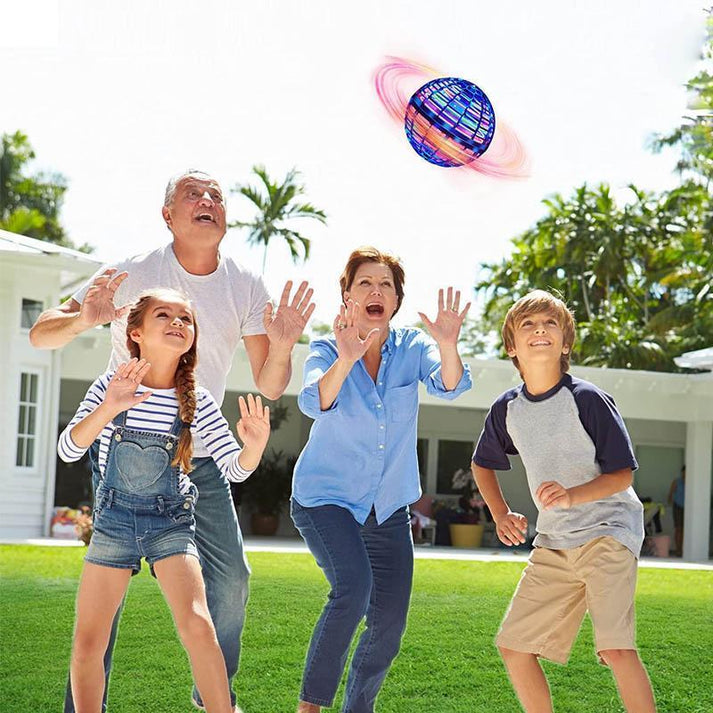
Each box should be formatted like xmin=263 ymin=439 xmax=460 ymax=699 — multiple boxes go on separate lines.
xmin=3 ymin=537 xmax=711 ymax=570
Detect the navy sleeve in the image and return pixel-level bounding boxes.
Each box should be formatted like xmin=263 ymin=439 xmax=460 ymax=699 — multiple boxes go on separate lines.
xmin=473 ymin=390 xmax=519 ymax=471
xmin=569 ymin=378 xmax=638 ymax=473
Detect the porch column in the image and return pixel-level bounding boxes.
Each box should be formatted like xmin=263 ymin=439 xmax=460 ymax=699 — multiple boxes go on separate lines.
xmin=683 ymin=420 xmax=712 ymax=561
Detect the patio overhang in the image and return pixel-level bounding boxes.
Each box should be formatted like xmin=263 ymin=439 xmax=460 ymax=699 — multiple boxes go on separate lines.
xmin=674 ymin=347 xmax=713 ymax=372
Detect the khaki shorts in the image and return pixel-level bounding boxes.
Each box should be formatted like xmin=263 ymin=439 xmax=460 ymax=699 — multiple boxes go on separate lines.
xmin=496 ymin=536 xmax=638 ymax=664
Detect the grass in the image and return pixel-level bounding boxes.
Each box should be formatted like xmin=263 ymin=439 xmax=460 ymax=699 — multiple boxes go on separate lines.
xmin=1 ymin=545 xmax=711 ymax=713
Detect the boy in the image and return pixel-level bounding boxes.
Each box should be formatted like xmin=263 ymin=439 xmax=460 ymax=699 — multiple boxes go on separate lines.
xmin=471 ymin=290 xmax=656 ymax=713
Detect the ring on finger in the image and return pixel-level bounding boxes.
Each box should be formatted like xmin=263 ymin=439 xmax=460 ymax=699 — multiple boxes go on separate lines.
xmin=337 ymin=322 xmax=347 ymax=330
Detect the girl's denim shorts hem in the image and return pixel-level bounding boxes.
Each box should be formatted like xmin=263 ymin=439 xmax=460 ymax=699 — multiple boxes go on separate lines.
xmin=86 ymin=520 xmax=199 ymax=576
xmin=83 ymin=555 xmax=141 ymax=575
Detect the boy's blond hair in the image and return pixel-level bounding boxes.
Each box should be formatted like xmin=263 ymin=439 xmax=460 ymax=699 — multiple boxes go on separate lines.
xmin=502 ymin=290 xmax=576 ymax=376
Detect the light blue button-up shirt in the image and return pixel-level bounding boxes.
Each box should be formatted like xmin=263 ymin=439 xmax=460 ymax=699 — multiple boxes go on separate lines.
xmin=292 ymin=327 xmax=472 ymax=524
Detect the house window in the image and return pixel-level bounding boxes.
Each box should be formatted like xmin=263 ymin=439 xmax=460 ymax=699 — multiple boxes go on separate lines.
xmin=16 ymin=372 xmax=40 ymax=468
xmin=436 ymin=439 xmax=475 ymax=494
xmin=21 ymin=299 xmax=43 ymax=329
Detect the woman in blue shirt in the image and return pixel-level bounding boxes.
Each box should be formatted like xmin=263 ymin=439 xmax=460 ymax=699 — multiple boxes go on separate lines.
xmin=291 ymin=247 xmax=472 ymax=713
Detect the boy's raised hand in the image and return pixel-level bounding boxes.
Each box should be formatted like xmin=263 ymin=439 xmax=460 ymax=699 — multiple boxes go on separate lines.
xmin=536 ymin=481 xmax=572 ymax=510
xmin=494 ymin=511 xmax=528 ymax=546
xmin=236 ymin=394 xmax=271 ymax=453
xmin=104 ymin=359 xmax=152 ymax=415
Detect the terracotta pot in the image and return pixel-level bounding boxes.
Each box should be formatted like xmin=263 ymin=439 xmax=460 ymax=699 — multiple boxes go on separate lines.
xmin=449 ymin=523 xmax=484 ymax=548
xmin=251 ymin=513 xmax=279 ymax=536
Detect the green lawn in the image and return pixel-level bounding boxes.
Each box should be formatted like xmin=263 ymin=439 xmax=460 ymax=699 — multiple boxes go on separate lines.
xmin=1 ymin=546 xmax=711 ymax=713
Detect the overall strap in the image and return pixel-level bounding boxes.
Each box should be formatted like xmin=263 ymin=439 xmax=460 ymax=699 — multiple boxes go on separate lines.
xmin=168 ymin=397 xmax=190 ymax=439
xmin=111 ymin=409 xmax=127 ymax=428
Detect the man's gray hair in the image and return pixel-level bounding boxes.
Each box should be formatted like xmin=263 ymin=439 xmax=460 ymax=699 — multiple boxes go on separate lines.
xmin=163 ymin=169 xmax=216 ymax=207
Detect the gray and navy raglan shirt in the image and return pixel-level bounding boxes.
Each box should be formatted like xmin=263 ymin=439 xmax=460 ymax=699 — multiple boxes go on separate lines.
xmin=473 ymin=374 xmax=644 ymax=557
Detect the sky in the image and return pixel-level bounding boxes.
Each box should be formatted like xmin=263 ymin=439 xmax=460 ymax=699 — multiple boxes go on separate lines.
xmin=2 ymin=0 xmax=707 ymax=329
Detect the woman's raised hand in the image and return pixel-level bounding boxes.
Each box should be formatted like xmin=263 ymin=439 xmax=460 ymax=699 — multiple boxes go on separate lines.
xmin=104 ymin=358 xmax=152 ymax=414
xmin=418 ymin=287 xmax=470 ymax=346
xmin=333 ymin=299 xmax=380 ymax=363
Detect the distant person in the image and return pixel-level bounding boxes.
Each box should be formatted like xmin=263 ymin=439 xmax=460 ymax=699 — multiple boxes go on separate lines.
xmin=667 ymin=465 xmax=686 ymax=557
xmin=31 ymin=170 xmax=314 ymax=713
xmin=58 ymin=289 xmax=270 ymax=712
xmin=291 ymin=247 xmax=472 ymax=712
xmin=472 ymin=290 xmax=656 ymax=713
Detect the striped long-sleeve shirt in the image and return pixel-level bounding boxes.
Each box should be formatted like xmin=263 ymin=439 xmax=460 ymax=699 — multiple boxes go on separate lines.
xmin=58 ymin=372 xmax=253 ymax=482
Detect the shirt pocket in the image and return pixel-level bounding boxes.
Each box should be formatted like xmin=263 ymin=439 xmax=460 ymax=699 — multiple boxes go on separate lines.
xmin=388 ymin=382 xmax=419 ymax=422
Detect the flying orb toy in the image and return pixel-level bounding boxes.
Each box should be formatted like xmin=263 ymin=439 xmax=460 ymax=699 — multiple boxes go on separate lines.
xmin=405 ymin=76 xmax=495 ymax=167
xmin=375 ymin=57 xmax=529 ymax=178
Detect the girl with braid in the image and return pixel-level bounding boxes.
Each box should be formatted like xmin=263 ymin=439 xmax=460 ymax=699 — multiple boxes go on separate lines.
xmin=58 ymin=288 xmax=270 ymax=713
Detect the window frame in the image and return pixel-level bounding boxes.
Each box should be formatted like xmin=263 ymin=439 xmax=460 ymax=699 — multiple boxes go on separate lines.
xmin=20 ymin=297 xmax=44 ymax=331
xmin=15 ymin=368 xmax=43 ymax=472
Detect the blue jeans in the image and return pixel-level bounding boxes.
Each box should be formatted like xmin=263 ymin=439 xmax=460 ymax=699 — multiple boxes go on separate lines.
xmin=64 ymin=447 xmax=250 ymax=711
xmin=290 ymin=500 xmax=414 ymax=713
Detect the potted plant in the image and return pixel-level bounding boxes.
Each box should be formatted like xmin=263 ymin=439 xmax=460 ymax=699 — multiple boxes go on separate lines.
xmin=435 ymin=469 xmax=486 ymax=548
xmin=240 ymin=449 xmax=296 ymax=535
xmin=74 ymin=505 xmax=93 ymax=545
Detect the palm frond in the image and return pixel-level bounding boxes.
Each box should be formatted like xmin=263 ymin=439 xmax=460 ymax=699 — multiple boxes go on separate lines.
xmin=229 ymin=165 xmax=325 ymax=270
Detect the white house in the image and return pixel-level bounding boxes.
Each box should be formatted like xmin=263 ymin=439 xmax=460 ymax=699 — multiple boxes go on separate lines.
xmin=0 ymin=230 xmax=103 ymax=539
xmin=1 ymin=231 xmax=711 ymax=561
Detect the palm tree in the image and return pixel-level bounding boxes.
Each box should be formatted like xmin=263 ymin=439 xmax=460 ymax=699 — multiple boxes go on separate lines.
xmin=229 ymin=165 xmax=326 ymax=273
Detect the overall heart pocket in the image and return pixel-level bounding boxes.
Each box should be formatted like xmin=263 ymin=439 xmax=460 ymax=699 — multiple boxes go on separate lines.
xmin=114 ymin=442 xmax=171 ymax=492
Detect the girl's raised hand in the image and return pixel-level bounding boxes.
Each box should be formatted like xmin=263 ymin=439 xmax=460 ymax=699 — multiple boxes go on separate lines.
xmin=333 ymin=299 xmax=380 ymax=364
xmin=104 ymin=359 xmax=152 ymax=415
xmin=418 ymin=287 xmax=470 ymax=347
xmin=236 ymin=394 xmax=271 ymax=453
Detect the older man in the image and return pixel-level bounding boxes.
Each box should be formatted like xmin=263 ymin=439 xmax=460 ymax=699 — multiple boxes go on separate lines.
xmin=30 ymin=169 xmax=315 ymax=713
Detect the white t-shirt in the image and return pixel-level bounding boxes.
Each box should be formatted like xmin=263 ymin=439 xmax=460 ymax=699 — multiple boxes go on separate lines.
xmin=73 ymin=243 xmax=270 ymax=458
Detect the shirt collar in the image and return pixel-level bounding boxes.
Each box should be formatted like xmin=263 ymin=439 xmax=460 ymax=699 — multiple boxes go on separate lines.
xmin=522 ymin=373 xmax=571 ymax=402
xmin=381 ymin=328 xmax=396 ymax=354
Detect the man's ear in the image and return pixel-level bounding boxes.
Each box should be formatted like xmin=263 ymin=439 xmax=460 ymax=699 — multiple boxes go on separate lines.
xmin=162 ymin=205 xmax=171 ymax=228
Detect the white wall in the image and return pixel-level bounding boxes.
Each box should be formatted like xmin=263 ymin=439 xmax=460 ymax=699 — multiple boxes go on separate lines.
xmin=0 ymin=260 xmax=62 ymax=538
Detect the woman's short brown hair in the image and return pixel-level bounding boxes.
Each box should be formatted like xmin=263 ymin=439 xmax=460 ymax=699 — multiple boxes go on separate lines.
xmin=339 ymin=247 xmax=405 ymax=316
xmin=501 ymin=290 xmax=576 ymax=376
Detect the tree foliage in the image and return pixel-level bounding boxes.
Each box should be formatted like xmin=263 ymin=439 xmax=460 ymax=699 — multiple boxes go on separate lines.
xmin=0 ymin=131 xmax=88 ymax=250
xmin=650 ymin=8 xmax=713 ymax=186
xmin=229 ymin=165 xmax=326 ymax=273
xmin=475 ymin=183 xmax=712 ymax=370
xmin=472 ymin=12 xmax=713 ymax=372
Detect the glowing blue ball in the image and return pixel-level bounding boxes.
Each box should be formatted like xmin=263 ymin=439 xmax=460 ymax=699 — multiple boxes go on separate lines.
xmin=404 ymin=77 xmax=496 ymax=167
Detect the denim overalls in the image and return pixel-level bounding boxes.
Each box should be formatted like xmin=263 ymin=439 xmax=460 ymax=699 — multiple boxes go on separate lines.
xmin=85 ymin=409 xmax=200 ymax=573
